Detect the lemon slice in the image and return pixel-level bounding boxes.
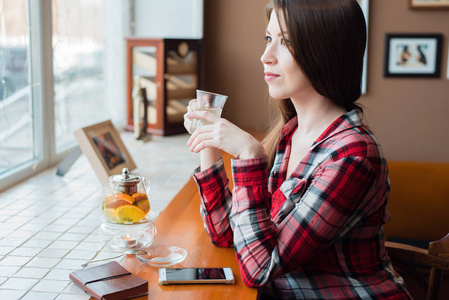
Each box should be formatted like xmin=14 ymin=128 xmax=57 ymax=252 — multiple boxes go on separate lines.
xmin=103 ymin=208 xmax=119 ymax=222
xmin=112 ymin=205 xmax=146 ymax=223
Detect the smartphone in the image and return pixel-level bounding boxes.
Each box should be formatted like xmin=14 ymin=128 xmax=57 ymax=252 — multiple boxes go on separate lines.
xmin=158 ymin=267 xmax=235 ymax=285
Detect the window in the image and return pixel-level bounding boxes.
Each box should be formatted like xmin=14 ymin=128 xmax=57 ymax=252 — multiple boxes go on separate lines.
xmin=52 ymin=0 xmax=108 ymax=151
xmin=0 ymin=0 xmax=34 ymax=178
xmin=0 ymin=0 xmax=128 ymax=191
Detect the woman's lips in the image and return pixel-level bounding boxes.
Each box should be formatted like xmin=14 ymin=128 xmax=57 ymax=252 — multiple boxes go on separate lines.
xmin=264 ymin=72 xmax=280 ymax=82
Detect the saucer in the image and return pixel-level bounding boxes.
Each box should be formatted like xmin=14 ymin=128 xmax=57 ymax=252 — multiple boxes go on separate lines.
xmin=136 ymin=245 xmax=187 ymax=268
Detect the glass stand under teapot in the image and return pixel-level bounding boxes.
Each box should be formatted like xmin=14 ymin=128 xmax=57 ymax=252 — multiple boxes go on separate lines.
xmin=98 ymin=168 xmax=186 ymax=267
xmin=99 ymin=212 xmax=157 ymax=251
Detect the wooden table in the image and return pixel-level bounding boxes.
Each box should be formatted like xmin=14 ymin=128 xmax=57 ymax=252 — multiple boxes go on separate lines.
xmin=120 ymin=176 xmax=258 ymax=299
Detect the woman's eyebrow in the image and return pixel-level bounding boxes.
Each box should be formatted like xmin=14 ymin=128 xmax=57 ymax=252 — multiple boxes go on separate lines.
xmin=266 ymin=30 xmax=289 ymax=36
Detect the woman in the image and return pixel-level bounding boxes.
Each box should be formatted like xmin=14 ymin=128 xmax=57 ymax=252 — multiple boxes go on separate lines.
xmin=184 ymin=0 xmax=411 ymax=299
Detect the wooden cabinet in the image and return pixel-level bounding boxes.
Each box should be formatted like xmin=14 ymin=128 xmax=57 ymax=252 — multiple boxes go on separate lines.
xmin=125 ymin=38 xmax=202 ymax=136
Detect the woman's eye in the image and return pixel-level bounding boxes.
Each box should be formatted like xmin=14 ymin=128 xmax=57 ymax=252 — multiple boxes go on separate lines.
xmin=281 ymin=38 xmax=291 ymax=46
xmin=264 ymin=36 xmax=272 ymax=44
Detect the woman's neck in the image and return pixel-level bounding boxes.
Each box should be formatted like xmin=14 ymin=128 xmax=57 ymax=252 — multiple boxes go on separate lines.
xmin=290 ymin=94 xmax=347 ymax=139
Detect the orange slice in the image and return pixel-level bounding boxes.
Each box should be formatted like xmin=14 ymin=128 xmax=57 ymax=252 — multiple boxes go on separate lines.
xmin=136 ymin=199 xmax=150 ymax=214
xmin=112 ymin=205 xmax=146 ymax=223
xmin=114 ymin=193 xmax=135 ymax=204
xmin=106 ymin=200 xmax=132 ymax=210
xmin=132 ymin=192 xmax=148 ymax=201
xmin=103 ymin=196 xmax=113 ymax=209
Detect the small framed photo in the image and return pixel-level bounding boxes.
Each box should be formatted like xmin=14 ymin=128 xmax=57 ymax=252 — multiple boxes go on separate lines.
xmin=356 ymin=0 xmax=369 ymax=94
xmin=410 ymin=0 xmax=449 ymax=9
xmin=75 ymin=120 xmax=136 ymax=183
xmin=447 ymin=43 xmax=449 ymax=80
xmin=384 ymin=34 xmax=443 ymax=78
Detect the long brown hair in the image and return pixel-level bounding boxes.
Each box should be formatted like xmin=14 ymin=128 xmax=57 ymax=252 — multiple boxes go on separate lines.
xmin=262 ymin=0 xmax=367 ymax=169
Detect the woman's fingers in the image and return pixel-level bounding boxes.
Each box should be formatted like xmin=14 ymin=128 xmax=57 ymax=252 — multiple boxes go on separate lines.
xmin=187 ymin=122 xmax=213 ymax=147
xmin=188 ymin=121 xmax=233 ymax=153
xmin=188 ymin=99 xmax=197 ymax=108
xmin=184 ymin=99 xmax=198 ymax=134
xmin=185 ymin=110 xmax=220 ymax=123
xmin=184 ymin=112 xmax=192 ymax=133
xmin=186 ymin=117 xmax=265 ymax=159
xmin=188 ymin=128 xmax=217 ymax=152
xmin=186 ymin=109 xmax=222 ymax=136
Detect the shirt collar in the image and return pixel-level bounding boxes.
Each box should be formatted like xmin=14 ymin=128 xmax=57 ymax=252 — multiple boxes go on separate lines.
xmin=279 ymin=108 xmax=364 ymax=149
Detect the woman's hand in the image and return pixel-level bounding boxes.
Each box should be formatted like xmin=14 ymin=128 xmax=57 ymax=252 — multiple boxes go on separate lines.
xmin=185 ymin=108 xmax=266 ymax=160
xmin=183 ymin=99 xmax=198 ymax=134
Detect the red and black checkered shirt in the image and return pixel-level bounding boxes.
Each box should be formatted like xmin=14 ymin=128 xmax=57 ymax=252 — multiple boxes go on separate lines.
xmin=193 ymin=109 xmax=411 ymax=299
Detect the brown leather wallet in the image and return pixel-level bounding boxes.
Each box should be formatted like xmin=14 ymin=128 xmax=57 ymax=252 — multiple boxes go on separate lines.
xmin=69 ymin=261 xmax=148 ymax=300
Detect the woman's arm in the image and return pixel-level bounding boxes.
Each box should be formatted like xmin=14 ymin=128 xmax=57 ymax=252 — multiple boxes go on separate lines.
xmin=186 ymin=108 xmax=267 ymax=247
xmin=193 ymin=158 xmax=234 ymax=247
xmin=200 ymin=148 xmax=222 ymax=171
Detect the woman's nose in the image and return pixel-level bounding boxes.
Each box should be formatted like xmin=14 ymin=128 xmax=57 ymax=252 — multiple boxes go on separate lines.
xmin=261 ymin=45 xmax=276 ymax=65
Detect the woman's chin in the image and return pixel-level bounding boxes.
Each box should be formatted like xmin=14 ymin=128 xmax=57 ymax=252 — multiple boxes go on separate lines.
xmin=268 ymin=90 xmax=285 ymax=100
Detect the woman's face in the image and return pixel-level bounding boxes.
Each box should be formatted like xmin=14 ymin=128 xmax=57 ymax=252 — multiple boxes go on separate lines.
xmin=261 ymin=11 xmax=313 ymax=100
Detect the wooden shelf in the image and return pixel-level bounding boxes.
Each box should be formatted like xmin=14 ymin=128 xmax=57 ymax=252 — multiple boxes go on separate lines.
xmin=126 ymin=38 xmax=202 ymax=136
xmin=133 ymin=48 xmax=157 ymax=74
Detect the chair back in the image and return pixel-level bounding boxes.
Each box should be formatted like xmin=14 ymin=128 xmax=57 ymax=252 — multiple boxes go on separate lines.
xmin=386 ymin=234 xmax=449 ymax=300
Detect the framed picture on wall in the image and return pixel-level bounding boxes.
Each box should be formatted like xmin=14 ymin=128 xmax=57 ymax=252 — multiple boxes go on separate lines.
xmin=384 ymin=34 xmax=443 ymax=78
xmin=447 ymin=42 xmax=449 ymax=80
xmin=356 ymin=0 xmax=369 ymax=94
xmin=410 ymin=0 xmax=449 ymax=9
xmin=75 ymin=120 xmax=136 ymax=184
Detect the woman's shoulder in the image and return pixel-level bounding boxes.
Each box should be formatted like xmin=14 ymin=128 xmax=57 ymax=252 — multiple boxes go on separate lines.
xmin=314 ymin=109 xmax=381 ymax=159
xmin=322 ymin=125 xmax=387 ymax=170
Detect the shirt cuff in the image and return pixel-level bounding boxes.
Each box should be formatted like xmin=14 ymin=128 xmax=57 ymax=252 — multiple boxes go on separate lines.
xmin=231 ymin=156 xmax=268 ymax=186
xmin=193 ymin=158 xmax=229 ymax=197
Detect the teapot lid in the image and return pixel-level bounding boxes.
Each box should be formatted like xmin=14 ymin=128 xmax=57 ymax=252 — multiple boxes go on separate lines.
xmin=110 ymin=168 xmax=141 ymax=186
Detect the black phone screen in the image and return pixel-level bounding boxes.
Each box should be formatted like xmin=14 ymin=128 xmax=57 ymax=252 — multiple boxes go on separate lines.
xmin=165 ymin=268 xmax=226 ymax=281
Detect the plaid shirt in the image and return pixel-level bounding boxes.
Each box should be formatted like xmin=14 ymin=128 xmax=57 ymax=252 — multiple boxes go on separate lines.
xmin=193 ymin=109 xmax=411 ymax=299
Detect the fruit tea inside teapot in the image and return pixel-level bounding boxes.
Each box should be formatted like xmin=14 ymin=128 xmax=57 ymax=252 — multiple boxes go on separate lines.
xmin=102 ymin=168 xmax=151 ymax=224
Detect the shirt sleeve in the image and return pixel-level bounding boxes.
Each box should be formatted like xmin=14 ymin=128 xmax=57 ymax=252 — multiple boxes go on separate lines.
xmin=193 ymin=158 xmax=234 ymax=247
xmin=230 ymin=156 xmax=378 ymax=287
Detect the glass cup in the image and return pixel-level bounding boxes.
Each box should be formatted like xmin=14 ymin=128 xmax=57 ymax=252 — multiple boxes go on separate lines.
xmin=189 ymin=90 xmax=228 ymax=134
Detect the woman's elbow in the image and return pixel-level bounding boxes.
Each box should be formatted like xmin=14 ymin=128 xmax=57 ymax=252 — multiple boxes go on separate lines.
xmin=239 ymin=266 xmax=271 ymax=288
xmin=210 ymin=239 xmax=233 ymax=248
xmin=241 ymin=273 xmax=269 ymax=288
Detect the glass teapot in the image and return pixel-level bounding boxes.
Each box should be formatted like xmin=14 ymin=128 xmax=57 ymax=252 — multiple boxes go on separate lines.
xmin=102 ymin=168 xmax=151 ymax=224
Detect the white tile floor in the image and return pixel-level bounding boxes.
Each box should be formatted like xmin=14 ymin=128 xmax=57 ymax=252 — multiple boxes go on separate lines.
xmin=0 ymin=132 xmax=199 ymax=300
